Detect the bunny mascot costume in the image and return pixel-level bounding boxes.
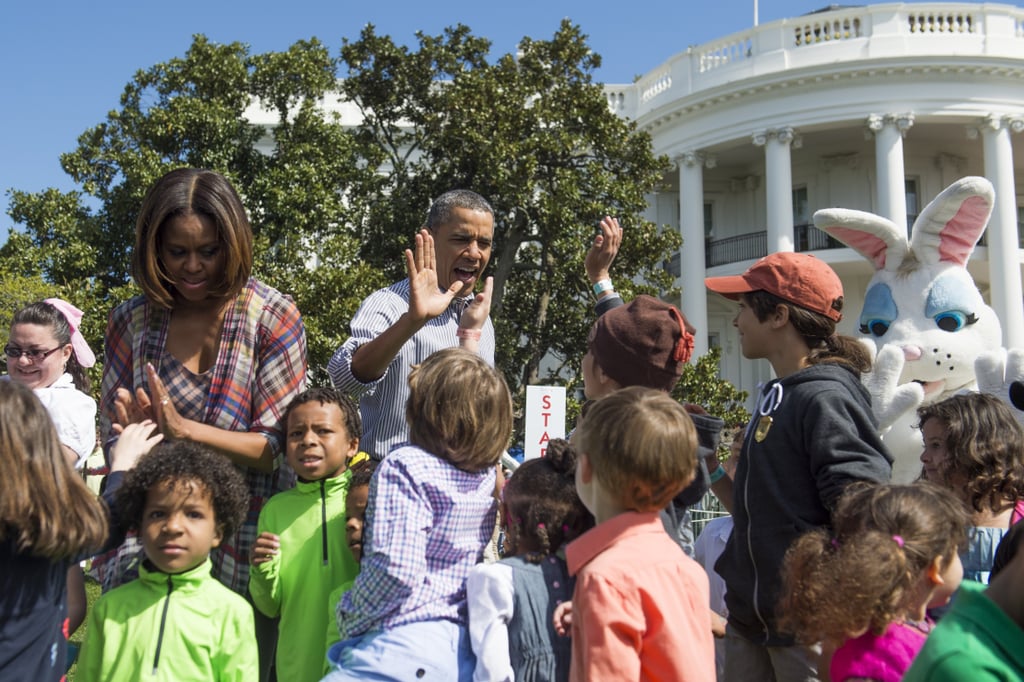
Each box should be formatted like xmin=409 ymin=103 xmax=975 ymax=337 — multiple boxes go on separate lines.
xmin=815 ymin=176 xmax=1024 ymax=482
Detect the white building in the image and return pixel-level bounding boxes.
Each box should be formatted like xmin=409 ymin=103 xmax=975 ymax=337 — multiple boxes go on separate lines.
xmin=605 ymin=2 xmax=1024 ymax=399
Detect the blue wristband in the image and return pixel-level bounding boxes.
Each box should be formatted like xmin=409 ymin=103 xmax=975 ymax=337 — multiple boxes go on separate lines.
xmin=592 ymin=279 xmax=614 ymax=296
xmin=709 ymin=464 xmax=727 ymax=484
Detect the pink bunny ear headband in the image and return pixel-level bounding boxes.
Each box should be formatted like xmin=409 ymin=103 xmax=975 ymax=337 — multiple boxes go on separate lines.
xmin=44 ymin=298 xmax=96 ymax=368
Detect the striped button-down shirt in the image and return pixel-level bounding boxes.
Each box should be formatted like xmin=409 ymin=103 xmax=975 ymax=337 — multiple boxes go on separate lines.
xmin=328 ymin=279 xmax=495 ymax=459
xmin=337 ymin=444 xmax=497 ymax=639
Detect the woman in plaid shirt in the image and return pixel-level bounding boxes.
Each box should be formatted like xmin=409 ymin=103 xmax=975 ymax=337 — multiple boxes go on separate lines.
xmin=95 ymin=167 xmax=307 ymax=598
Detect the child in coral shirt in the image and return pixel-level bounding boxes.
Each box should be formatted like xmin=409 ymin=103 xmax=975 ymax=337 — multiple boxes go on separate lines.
xmin=566 ymin=386 xmax=715 ymax=682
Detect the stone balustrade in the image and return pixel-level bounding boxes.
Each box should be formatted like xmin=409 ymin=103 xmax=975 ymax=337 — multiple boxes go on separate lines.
xmin=608 ymin=2 xmax=1024 ymax=118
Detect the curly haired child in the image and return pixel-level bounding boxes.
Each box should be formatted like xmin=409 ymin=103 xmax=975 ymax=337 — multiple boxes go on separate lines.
xmin=567 ymin=386 xmax=715 ymax=682
xmin=326 ymin=347 xmax=512 ymax=681
xmin=778 ymin=482 xmax=969 ymax=682
xmin=467 ymin=438 xmax=593 ymax=682
xmin=906 ymin=513 xmax=1024 ymax=681
xmin=918 ymin=392 xmax=1024 ymax=583
xmin=78 ymin=442 xmax=256 ymax=680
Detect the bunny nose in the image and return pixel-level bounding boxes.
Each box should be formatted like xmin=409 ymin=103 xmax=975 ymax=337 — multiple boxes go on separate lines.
xmin=902 ymin=345 xmax=923 ymax=361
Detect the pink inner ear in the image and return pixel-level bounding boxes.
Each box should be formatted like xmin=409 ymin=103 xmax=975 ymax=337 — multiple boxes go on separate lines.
xmin=938 ymin=196 xmax=989 ymax=266
xmin=827 ymin=226 xmax=888 ymax=269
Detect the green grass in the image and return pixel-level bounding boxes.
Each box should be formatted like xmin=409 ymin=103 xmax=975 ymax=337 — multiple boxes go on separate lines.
xmin=66 ymin=577 xmax=102 ymax=681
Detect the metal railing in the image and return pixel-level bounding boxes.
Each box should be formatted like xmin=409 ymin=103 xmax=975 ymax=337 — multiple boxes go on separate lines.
xmin=704 ymin=224 xmax=843 ymax=267
xmin=706 ymin=231 xmax=767 ymax=267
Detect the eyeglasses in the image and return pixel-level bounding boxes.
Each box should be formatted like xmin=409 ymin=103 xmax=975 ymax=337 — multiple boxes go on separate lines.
xmin=4 ymin=346 xmax=63 ymax=362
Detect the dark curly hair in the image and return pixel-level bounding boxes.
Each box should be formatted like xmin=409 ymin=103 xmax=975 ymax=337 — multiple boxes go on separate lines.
xmin=501 ymin=439 xmax=593 ymax=562
xmin=115 ymin=441 xmax=249 ymax=540
xmin=778 ymin=482 xmax=968 ymax=645
xmin=916 ymin=392 xmax=1024 ymax=514
xmin=284 ymin=386 xmax=362 ymax=441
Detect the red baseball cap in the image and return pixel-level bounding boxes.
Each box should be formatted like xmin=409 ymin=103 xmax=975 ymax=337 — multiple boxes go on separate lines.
xmin=705 ymin=252 xmax=844 ymax=322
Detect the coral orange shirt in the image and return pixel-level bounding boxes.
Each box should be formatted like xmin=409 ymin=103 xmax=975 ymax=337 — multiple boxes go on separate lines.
xmin=566 ymin=511 xmax=716 ymax=682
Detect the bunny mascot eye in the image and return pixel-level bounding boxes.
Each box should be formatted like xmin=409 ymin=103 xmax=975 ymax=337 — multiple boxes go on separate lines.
xmin=926 ymin=271 xmax=982 ymax=333
xmin=859 ymin=283 xmax=897 ymax=337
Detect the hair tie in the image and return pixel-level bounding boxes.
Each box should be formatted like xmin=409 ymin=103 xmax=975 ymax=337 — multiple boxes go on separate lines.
xmin=44 ymin=298 xmax=96 ymax=368
xmin=669 ymin=306 xmax=696 ymax=363
xmin=892 ymin=535 xmax=905 ymax=548
xmin=537 ymin=523 xmax=545 ymax=529
xmin=562 ymin=524 xmax=570 ymax=533
xmin=830 ymin=538 xmax=840 ymax=550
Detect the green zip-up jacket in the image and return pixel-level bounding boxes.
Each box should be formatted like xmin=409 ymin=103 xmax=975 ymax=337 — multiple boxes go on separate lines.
xmin=249 ymin=471 xmax=360 ymax=682
xmin=77 ymin=558 xmax=256 ymax=681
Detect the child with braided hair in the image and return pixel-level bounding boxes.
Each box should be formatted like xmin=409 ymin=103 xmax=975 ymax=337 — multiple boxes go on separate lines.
xmin=467 ymin=438 xmax=593 ymax=682
xmin=777 ymin=482 xmax=969 ymax=682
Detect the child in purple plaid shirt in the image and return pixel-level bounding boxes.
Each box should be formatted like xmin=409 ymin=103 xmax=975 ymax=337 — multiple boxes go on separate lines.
xmin=324 ymin=347 xmax=512 ymax=681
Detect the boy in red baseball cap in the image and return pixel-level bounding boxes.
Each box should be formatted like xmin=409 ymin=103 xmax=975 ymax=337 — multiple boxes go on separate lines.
xmin=705 ymin=252 xmax=892 ymax=681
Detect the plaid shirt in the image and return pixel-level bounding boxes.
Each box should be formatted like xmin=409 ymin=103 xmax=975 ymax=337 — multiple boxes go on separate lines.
xmin=97 ymin=278 xmax=307 ymax=593
xmin=328 ymin=279 xmax=495 ymax=459
xmin=337 ymin=444 xmax=497 ymax=639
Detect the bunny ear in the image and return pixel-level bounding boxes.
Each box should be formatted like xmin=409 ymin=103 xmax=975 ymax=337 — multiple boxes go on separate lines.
xmin=814 ymin=208 xmax=908 ymax=271
xmin=909 ymin=176 xmax=994 ymax=267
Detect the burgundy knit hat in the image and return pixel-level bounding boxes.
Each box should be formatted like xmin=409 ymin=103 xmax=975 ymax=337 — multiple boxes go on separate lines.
xmin=589 ymin=295 xmax=696 ymax=392
xmin=705 ymin=252 xmax=844 ymax=322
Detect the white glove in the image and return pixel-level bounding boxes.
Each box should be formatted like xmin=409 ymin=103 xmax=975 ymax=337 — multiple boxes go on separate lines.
xmin=975 ymin=348 xmax=1024 ymax=426
xmin=860 ymin=340 xmax=925 ymax=433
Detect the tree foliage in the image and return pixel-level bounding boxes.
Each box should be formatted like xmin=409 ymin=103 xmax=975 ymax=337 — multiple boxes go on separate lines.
xmin=673 ymin=346 xmax=751 ymax=456
xmin=1 ymin=22 xmax=713 ymax=437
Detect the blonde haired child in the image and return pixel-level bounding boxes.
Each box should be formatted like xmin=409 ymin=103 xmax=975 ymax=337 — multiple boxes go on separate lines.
xmin=567 ymin=386 xmax=715 ymax=682
xmin=326 ymin=347 xmax=512 ymax=681
xmin=779 ymin=482 xmax=969 ymax=681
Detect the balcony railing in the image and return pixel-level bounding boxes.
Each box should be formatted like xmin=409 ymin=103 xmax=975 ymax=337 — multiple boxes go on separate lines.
xmin=704 ymin=224 xmax=843 ymax=267
xmin=705 ymin=232 xmax=767 ymax=268
xmin=795 ymin=223 xmax=845 ymax=252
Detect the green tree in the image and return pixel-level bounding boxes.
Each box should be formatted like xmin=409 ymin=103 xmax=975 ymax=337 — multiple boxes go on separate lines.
xmin=3 ymin=36 xmax=381 ymax=387
xmin=673 ymin=346 xmax=750 ymax=459
xmin=339 ymin=21 xmax=678 ymax=403
xmin=2 ymin=24 xmax=681 ymax=427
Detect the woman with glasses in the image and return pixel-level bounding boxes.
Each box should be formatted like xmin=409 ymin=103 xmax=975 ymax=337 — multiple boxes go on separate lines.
xmin=5 ymin=298 xmax=97 ymax=469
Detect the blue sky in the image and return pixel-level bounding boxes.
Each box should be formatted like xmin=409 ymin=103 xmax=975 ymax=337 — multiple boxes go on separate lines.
xmin=0 ymin=0 xmax=974 ymax=233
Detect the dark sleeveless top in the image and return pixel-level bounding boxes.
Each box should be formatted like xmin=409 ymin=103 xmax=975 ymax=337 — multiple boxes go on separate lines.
xmin=505 ymin=554 xmax=575 ymax=682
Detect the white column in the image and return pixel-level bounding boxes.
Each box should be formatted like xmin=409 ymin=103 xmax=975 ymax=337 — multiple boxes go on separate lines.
xmin=867 ymin=113 xmax=914 ymax=229
xmin=678 ymin=151 xmax=711 ymax=361
xmin=980 ymin=114 xmax=1024 ymax=347
xmin=753 ymin=127 xmax=796 ymax=253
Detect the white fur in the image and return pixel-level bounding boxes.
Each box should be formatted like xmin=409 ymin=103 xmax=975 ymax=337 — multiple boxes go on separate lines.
xmin=814 ymin=177 xmax=1005 ymax=482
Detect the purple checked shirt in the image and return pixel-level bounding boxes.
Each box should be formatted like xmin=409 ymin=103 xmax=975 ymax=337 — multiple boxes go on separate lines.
xmin=337 ymin=444 xmax=498 ymax=639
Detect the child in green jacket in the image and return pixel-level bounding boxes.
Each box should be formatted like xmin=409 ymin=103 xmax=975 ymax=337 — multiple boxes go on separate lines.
xmin=78 ymin=441 xmax=255 ymax=681
xmin=249 ymin=387 xmax=362 ymax=682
